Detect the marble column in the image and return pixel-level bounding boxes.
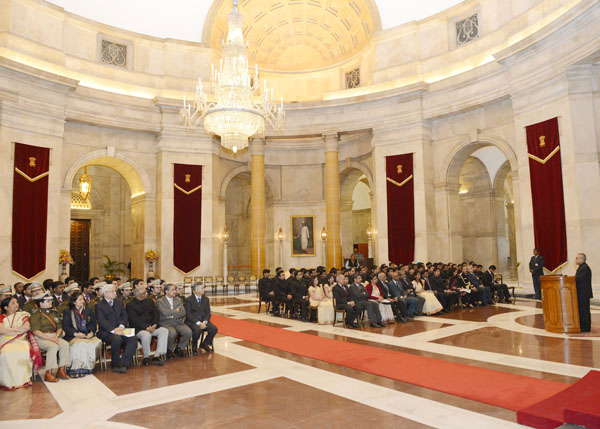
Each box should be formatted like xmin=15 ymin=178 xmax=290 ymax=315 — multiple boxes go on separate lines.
xmin=250 ymin=138 xmax=266 ymax=276
xmin=323 ymin=134 xmax=342 ymax=269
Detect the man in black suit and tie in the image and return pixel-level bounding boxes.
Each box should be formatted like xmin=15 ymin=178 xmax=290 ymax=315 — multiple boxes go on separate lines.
xmin=95 ymin=284 xmax=137 ymax=373
xmin=184 ymin=283 xmax=218 ymax=353
xmin=575 ymin=253 xmax=593 ymax=333
xmin=258 ymin=269 xmax=276 ymax=313
xmin=529 ymin=248 xmax=544 ymax=300
xmin=272 ymin=270 xmax=292 ymax=317
xmin=289 ymin=270 xmax=309 ymax=321
xmin=332 ymin=274 xmax=360 ymax=328
xmin=483 ymin=265 xmax=511 ymax=303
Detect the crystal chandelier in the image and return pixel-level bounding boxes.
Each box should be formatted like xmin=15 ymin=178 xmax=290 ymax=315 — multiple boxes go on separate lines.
xmin=180 ymin=0 xmax=285 ymax=153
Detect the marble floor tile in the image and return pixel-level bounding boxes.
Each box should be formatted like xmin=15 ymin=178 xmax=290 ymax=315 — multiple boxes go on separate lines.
xmin=0 ymin=379 xmax=62 ymax=420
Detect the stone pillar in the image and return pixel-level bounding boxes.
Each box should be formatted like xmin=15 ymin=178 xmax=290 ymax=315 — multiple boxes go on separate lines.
xmin=130 ymin=194 xmax=145 ymax=279
xmin=323 ymin=134 xmax=342 ymax=269
xmin=250 ymin=138 xmax=266 ymax=276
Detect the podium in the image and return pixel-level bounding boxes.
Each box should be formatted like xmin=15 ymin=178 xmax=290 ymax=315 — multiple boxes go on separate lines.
xmin=541 ymin=275 xmax=580 ymax=333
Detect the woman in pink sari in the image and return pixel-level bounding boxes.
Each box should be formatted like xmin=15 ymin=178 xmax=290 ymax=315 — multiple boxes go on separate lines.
xmin=0 ymin=296 xmax=42 ymax=390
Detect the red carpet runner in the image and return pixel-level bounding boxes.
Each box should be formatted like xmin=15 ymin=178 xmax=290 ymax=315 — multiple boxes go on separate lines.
xmin=213 ymin=315 xmax=568 ymax=411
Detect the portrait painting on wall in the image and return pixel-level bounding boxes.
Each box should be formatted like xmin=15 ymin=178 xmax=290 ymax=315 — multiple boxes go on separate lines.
xmin=291 ymin=215 xmax=315 ymax=257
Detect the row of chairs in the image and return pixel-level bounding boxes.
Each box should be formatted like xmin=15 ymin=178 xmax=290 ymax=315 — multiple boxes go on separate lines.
xmin=182 ymin=275 xmax=258 ymax=296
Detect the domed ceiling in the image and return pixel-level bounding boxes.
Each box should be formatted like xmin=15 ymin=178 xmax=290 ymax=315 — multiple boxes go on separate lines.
xmin=207 ymin=0 xmax=380 ymax=71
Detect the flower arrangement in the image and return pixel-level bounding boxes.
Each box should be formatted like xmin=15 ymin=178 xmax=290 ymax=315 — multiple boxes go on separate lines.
xmin=58 ymin=250 xmax=74 ymax=265
xmin=145 ymin=250 xmax=159 ymax=263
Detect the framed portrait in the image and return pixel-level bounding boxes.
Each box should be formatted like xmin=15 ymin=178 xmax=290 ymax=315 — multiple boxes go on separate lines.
xmin=290 ymin=215 xmax=315 ymax=257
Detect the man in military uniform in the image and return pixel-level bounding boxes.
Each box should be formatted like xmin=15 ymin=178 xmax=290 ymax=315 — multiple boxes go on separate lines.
xmin=0 ymin=285 xmax=12 ymax=301
xmin=56 ymin=283 xmax=81 ymax=321
xmin=150 ymin=280 xmax=163 ymax=304
xmin=30 ymin=292 xmax=70 ymax=382
xmin=118 ymin=282 xmax=133 ymax=306
xmin=23 ymin=283 xmax=45 ymax=314
xmin=89 ymin=282 xmax=106 ymax=310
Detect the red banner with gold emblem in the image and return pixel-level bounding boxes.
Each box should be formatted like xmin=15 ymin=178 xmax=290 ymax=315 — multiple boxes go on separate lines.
xmin=386 ymin=153 xmax=414 ymax=264
xmin=12 ymin=143 xmax=50 ymax=280
xmin=526 ymin=117 xmax=567 ymax=272
xmin=173 ymin=163 xmax=202 ymax=273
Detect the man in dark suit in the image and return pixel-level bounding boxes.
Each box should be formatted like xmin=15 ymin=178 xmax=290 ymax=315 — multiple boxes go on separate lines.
xmin=429 ymin=268 xmax=459 ymax=312
xmin=289 ymin=270 xmax=309 ymax=321
xmin=575 ymin=253 xmax=593 ymax=332
xmin=13 ymin=281 xmax=26 ymax=309
xmin=529 ymin=248 xmax=544 ymax=300
xmin=184 ymin=283 xmax=218 ymax=353
xmin=348 ymin=274 xmax=384 ymax=327
xmin=272 ymin=270 xmax=292 ymax=317
xmin=483 ymin=265 xmax=511 ymax=303
xmin=51 ymin=281 xmax=67 ymax=307
xmin=332 ymin=274 xmax=360 ymax=328
xmin=398 ymin=271 xmax=425 ymax=315
xmin=383 ymin=271 xmax=413 ymax=321
xmin=258 ymin=269 xmax=276 ymax=313
xmin=95 ymin=284 xmax=137 ymax=373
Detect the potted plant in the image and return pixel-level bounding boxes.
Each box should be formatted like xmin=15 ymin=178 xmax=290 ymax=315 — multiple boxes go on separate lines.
xmin=58 ymin=250 xmax=74 ymax=283
xmin=101 ymin=255 xmax=126 ymax=282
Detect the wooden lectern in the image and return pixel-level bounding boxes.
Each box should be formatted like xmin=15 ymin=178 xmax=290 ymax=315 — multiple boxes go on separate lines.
xmin=541 ymin=275 xmax=580 ymax=333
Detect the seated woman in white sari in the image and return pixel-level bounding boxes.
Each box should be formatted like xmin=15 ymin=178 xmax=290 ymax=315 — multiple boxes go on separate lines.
xmin=308 ymin=276 xmax=334 ymax=325
xmin=365 ymin=276 xmax=395 ymax=322
xmin=412 ymin=272 xmax=442 ymax=315
xmin=61 ymin=292 xmax=101 ymax=378
xmin=0 ymin=297 xmax=42 ymax=390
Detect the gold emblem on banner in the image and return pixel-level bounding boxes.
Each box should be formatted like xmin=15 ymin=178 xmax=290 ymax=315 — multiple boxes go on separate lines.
xmin=539 ymin=136 xmax=546 ymax=148
xmin=185 ymin=174 xmax=191 ymax=183
xmin=397 ymin=164 xmax=403 ymax=174
xmin=29 ymin=157 xmax=36 ymax=167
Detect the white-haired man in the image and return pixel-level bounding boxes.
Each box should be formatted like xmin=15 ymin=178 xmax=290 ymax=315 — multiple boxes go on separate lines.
xmin=184 ymin=283 xmax=218 ymax=354
xmin=95 ymin=284 xmax=137 ymax=373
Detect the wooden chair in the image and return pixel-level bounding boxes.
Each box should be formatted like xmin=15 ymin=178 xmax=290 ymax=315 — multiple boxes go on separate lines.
xmin=183 ymin=276 xmax=193 ymax=296
xmin=332 ymin=298 xmax=346 ymax=328
xmin=235 ymin=276 xmax=245 ymax=295
xmin=215 ymin=276 xmax=224 ymax=295
xmin=248 ymin=275 xmax=257 ymax=294
xmin=203 ymin=276 xmax=215 ymax=295
xmin=495 ymin=272 xmax=516 ymax=302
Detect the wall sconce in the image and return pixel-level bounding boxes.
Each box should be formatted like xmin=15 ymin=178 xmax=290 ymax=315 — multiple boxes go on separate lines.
xmin=366 ymin=224 xmax=373 ymax=239
xmin=222 ymin=226 xmax=230 ymax=242
xmin=79 ymin=166 xmax=92 ymax=201
xmin=277 ymin=227 xmax=284 ymax=241
xmin=320 ymin=226 xmax=327 ymax=241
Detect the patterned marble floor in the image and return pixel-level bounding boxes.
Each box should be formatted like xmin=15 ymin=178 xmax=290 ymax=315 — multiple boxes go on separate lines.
xmin=1 ymin=294 xmax=598 ymax=429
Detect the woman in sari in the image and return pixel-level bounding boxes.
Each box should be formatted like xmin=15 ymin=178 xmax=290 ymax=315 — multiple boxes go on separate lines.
xmin=365 ymin=276 xmax=395 ymax=322
xmin=308 ymin=276 xmax=334 ymax=325
xmin=61 ymin=292 xmax=101 ymax=377
xmin=413 ymin=272 xmax=443 ymax=315
xmin=0 ymin=297 xmax=42 ymax=390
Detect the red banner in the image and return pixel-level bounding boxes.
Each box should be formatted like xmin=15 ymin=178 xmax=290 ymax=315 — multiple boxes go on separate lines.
xmin=12 ymin=143 xmax=50 ymax=280
xmin=526 ymin=117 xmax=567 ymax=272
xmin=173 ymin=164 xmax=202 ymax=273
xmin=386 ymin=153 xmax=414 ymax=264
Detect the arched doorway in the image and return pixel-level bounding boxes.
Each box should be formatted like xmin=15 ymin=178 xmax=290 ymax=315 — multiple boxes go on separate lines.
xmin=445 ymin=140 xmax=519 ymax=278
xmin=63 ymin=151 xmax=150 ymax=281
xmin=224 ymin=172 xmax=274 ymax=275
xmin=340 ymin=167 xmax=373 ymax=263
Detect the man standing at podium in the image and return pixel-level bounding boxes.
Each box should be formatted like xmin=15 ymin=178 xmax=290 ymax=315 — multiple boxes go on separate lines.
xmin=575 ymin=253 xmax=593 ymax=332
xmin=529 ymin=248 xmax=544 ymax=300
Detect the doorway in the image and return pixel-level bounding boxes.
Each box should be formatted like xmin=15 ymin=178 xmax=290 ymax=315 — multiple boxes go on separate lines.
xmin=70 ymin=219 xmax=90 ymax=282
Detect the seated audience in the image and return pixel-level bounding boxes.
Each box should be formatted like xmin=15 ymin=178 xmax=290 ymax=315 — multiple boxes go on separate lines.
xmin=349 ymin=275 xmax=384 ymax=327
xmin=0 ymin=285 xmax=12 ymax=301
xmin=57 ymin=282 xmax=81 ymax=321
xmin=258 ymin=269 xmax=276 ymax=313
xmin=30 ymin=292 xmax=70 ymax=382
xmin=95 ymin=284 xmax=137 ymax=373
xmin=289 ymin=270 xmax=309 ymax=321
xmin=12 ymin=282 xmax=26 ymax=309
xmin=184 ymin=283 xmax=218 ymax=354
xmin=61 ymin=292 xmax=101 ymax=377
xmin=429 ymin=268 xmax=459 ymax=312
xmin=308 ymin=275 xmax=334 ymax=324
xmin=51 ymin=281 xmax=67 ymax=307
xmin=468 ymin=265 xmax=493 ymax=306
xmin=127 ymin=286 xmax=167 ymax=366
xmin=272 ymin=270 xmax=292 ymax=316
xmin=157 ymin=284 xmax=192 ymax=359
xmin=387 ymin=271 xmax=416 ymax=321
xmin=0 ymin=296 xmax=42 ymax=390
xmin=118 ymin=282 xmax=133 ymax=306
xmin=366 ymin=275 xmax=395 ymax=323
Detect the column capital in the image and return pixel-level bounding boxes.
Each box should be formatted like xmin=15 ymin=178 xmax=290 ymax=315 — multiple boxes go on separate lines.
xmin=249 ymin=138 xmax=266 ymax=156
xmin=322 ymin=133 xmax=340 ymax=153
